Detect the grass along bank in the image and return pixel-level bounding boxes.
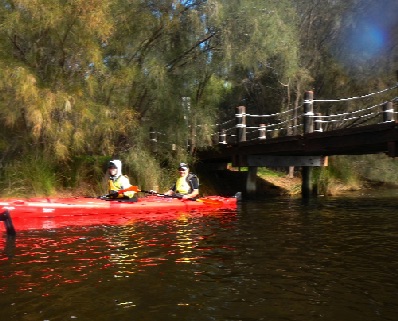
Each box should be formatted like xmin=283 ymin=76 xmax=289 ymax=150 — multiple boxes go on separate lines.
xmin=227 ymin=153 xmax=398 ymax=197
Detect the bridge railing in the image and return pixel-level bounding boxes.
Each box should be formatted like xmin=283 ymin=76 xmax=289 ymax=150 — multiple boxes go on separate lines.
xmin=214 ymin=83 xmax=398 ymax=145
xmin=147 ymin=82 xmax=398 ymax=152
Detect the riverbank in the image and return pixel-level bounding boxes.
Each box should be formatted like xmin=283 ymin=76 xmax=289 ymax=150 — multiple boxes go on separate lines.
xmin=258 ymin=172 xmax=398 ymax=196
xmin=197 ymin=168 xmax=302 ymax=198
xmin=198 ymin=166 xmax=398 ymax=198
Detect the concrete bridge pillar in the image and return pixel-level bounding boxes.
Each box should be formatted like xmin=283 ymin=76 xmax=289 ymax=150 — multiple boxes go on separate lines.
xmin=301 ymin=167 xmax=313 ymax=198
xmin=246 ymin=166 xmax=258 ymax=195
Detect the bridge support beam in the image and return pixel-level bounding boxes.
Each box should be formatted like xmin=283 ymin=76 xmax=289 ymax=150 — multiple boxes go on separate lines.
xmin=247 ymin=155 xmax=328 ymax=167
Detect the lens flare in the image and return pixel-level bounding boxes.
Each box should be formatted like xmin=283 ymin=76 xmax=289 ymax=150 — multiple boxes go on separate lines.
xmin=347 ymin=22 xmax=386 ymax=58
xmin=337 ymin=1 xmax=397 ymax=65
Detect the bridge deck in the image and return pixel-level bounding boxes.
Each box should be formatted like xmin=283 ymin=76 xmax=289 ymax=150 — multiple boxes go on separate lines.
xmin=197 ymin=121 xmax=398 ymax=163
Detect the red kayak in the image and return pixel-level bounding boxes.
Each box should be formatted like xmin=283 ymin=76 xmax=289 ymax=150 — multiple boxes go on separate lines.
xmin=0 ymin=195 xmax=238 ymax=232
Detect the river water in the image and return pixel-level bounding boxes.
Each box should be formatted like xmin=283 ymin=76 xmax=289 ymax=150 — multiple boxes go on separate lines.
xmin=1 ymin=190 xmax=398 ymax=321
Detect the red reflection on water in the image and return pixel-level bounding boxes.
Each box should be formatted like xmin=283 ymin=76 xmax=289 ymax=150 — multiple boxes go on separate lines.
xmin=4 ymin=209 xmax=235 ymax=232
xmin=0 ymin=209 xmax=238 ymax=295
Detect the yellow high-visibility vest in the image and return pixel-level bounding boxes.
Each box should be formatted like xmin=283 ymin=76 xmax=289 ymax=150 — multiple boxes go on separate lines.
xmin=108 ymin=175 xmax=135 ymax=198
xmin=175 ymin=176 xmax=191 ymax=194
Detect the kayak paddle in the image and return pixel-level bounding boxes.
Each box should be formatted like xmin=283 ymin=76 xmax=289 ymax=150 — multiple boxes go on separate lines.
xmin=103 ymin=186 xmax=223 ymax=206
xmin=118 ymin=185 xmax=140 ymax=194
xmin=98 ymin=185 xmax=140 ymax=199
xmin=136 ymin=188 xmax=223 ymax=206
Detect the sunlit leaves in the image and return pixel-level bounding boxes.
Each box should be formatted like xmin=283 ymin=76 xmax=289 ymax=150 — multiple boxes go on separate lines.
xmin=0 ymin=0 xmax=302 ymax=174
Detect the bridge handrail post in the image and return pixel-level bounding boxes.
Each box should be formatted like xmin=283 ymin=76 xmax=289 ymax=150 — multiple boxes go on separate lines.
xmin=314 ymin=113 xmax=323 ymax=132
xmin=383 ymin=101 xmax=394 ymax=122
xmin=219 ymin=129 xmax=227 ymax=145
xmin=302 ymin=91 xmax=314 ymax=199
xmin=303 ymin=91 xmax=314 ymax=134
xmin=149 ymin=127 xmax=158 ymax=153
xmin=258 ymin=123 xmax=266 ymax=140
xmin=235 ymin=105 xmax=246 ymax=144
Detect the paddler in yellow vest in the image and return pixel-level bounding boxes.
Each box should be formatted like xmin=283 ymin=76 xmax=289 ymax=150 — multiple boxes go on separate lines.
xmin=107 ymin=160 xmax=136 ymax=200
xmin=165 ymin=163 xmax=199 ymax=199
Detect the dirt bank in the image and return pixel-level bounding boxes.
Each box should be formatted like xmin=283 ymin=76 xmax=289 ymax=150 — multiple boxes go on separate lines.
xmin=197 ymin=169 xmax=301 ymax=198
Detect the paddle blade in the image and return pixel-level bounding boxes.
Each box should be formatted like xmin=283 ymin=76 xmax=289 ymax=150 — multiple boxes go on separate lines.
xmin=118 ymin=185 xmax=140 ymax=193
xmin=195 ymin=198 xmax=224 ymax=206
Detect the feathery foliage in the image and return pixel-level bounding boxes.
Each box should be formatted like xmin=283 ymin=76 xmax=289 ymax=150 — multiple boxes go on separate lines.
xmin=0 ymin=0 xmax=396 ymax=196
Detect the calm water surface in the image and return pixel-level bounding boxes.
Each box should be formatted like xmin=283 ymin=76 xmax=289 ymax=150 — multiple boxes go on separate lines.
xmin=1 ymin=190 xmax=398 ymax=321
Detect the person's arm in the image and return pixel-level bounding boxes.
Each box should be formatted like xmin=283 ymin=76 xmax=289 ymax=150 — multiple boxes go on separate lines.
xmin=181 ymin=189 xmax=199 ymax=199
xmin=164 ymin=183 xmax=176 ymax=195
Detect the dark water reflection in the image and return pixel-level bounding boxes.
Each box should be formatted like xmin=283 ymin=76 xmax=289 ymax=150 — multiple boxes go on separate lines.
xmin=1 ymin=192 xmax=398 ymax=321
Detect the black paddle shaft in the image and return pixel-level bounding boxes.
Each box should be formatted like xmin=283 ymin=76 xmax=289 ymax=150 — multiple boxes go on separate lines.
xmin=139 ymin=189 xmax=198 ymax=201
xmin=0 ymin=210 xmax=16 ymax=236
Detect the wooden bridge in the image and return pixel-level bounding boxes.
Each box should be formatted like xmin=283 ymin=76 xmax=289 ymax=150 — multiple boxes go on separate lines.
xmin=197 ymin=121 xmax=398 ymax=165
xmin=195 ymin=89 xmax=398 ymax=197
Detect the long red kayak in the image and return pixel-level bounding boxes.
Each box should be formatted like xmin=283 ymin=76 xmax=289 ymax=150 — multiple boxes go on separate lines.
xmin=0 ymin=195 xmax=238 ymax=232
